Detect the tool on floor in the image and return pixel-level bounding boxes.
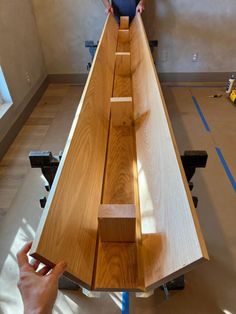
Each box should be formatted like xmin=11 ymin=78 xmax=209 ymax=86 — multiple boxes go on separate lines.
xmin=230 ymin=90 xmax=236 ymax=104
xmin=226 ymin=74 xmax=235 ymax=95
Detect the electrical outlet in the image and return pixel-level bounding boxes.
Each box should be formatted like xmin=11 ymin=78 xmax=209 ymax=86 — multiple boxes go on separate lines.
xmin=25 ymin=72 xmax=31 ymax=85
xmin=192 ymin=53 xmax=199 ymax=62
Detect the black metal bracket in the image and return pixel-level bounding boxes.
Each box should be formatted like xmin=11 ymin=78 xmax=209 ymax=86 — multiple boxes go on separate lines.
xmin=29 ymin=151 xmax=63 ymax=208
xmin=85 ymin=40 xmax=98 ymax=71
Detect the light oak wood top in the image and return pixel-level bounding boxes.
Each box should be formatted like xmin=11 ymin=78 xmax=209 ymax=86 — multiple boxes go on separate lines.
xmin=30 ymin=15 xmax=118 ymax=289
xmin=31 ymin=14 xmax=208 ymax=291
xmin=130 ymin=15 xmax=208 ymax=290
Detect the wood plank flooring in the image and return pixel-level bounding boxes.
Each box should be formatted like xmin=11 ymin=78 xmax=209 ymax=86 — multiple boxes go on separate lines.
xmin=0 ymin=84 xmax=83 ymax=224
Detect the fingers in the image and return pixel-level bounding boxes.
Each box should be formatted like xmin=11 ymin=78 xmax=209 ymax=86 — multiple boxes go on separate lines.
xmin=105 ymin=6 xmax=114 ymax=15
xmin=136 ymin=4 xmax=145 ymax=14
xmin=50 ymin=261 xmax=67 ymax=280
xmin=17 ymin=241 xmax=33 ymax=268
xmin=38 ymin=265 xmax=51 ymax=276
xmin=30 ymin=259 xmax=41 ymax=271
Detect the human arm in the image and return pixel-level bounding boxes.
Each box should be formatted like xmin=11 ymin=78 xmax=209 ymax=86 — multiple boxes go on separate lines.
xmin=102 ymin=0 xmax=114 ymax=14
xmin=17 ymin=242 xmax=67 ymax=314
xmin=136 ymin=0 xmax=146 ymax=13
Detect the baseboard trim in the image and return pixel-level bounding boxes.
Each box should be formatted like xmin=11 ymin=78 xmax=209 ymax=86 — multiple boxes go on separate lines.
xmin=48 ymin=73 xmax=88 ymax=85
xmin=48 ymin=72 xmax=231 ymax=84
xmin=0 ymin=77 xmax=49 ymax=161
xmin=159 ymin=72 xmax=231 ymax=83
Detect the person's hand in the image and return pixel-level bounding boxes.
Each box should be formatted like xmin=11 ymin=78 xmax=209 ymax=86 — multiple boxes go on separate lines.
xmin=105 ymin=5 xmax=114 ymax=15
xmin=136 ymin=1 xmax=145 ymax=14
xmin=17 ymin=242 xmax=67 ymax=314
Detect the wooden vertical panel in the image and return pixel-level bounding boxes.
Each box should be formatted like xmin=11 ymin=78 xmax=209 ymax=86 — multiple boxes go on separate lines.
xmin=118 ymin=30 xmax=130 ymax=42
xmin=120 ymin=16 xmax=129 ymax=29
xmin=117 ymin=30 xmax=130 ymax=52
xmin=98 ymin=204 xmax=136 ymax=242
xmin=102 ymin=125 xmax=135 ymax=205
xmin=111 ymin=97 xmax=133 ymax=126
xmin=115 ymin=53 xmax=131 ymax=76
xmin=130 ymin=15 xmax=209 ymax=290
xmin=30 ymin=15 xmax=119 ymax=289
xmin=113 ymin=53 xmax=132 ymax=97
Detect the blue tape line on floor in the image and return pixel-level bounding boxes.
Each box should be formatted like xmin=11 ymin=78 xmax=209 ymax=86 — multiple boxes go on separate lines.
xmin=168 ymin=85 xmax=225 ymax=88
xmin=192 ymin=96 xmax=211 ymax=132
xmin=122 ymin=292 xmax=129 ymax=314
xmin=215 ymin=147 xmax=236 ymax=192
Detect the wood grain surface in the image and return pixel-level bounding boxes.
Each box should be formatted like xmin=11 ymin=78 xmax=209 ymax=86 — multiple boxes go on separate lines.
xmin=30 ymin=15 xmax=118 ymax=288
xmin=120 ymin=16 xmax=129 ymax=29
xmin=130 ymin=15 xmax=209 ymax=290
xmin=98 ymin=204 xmax=136 ymax=242
xmin=110 ymin=97 xmax=133 ymax=126
xmin=31 ymin=14 xmax=208 ymax=292
xmin=117 ymin=30 xmax=130 ymax=52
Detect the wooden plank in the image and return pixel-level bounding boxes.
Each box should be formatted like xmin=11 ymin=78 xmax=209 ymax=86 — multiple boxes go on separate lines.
xmin=94 ymin=241 xmax=140 ymax=290
xmin=113 ymin=76 xmax=132 ymax=97
xmin=117 ymin=30 xmax=130 ymax=53
xmin=118 ymin=30 xmax=130 ymax=43
xmin=120 ymin=16 xmax=129 ymax=30
xmin=113 ymin=54 xmax=132 ymax=97
xmin=30 ymin=15 xmax=118 ymax=289
xmin=110 ymin=97 xmax=133 ymax=126
xmin=115 ymin=53 xmax=131 ymax=76
xmin=102 ymin=125 xmax=135 ymax=204
xmin=130 ymin=15 xmax=209 ymax=290
xmin=98 ymin=204 xmax=136 ymax=242
xmin=95 ymin=97 xmax=144 ymax=289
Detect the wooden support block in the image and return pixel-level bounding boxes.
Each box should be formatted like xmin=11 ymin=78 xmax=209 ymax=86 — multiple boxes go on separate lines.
xmin=111 ymin=97 xmax=133 ymax=126
xmin=113 ymin=76 xmax=132 ymax=97
xmin=120 ymin=16 xmax=129 ymax=29
xmin=98 ymin=204 xmax=136 ymax=242
xmin=117 ymin=30 xmax=130 ymax=52
xmin=115 ymin=53 xmax=131 ymax=76
xmin=113 ymin=53 xmax=132 ymax=97
xmin=118 ymin=30 xmax=130 ymax=43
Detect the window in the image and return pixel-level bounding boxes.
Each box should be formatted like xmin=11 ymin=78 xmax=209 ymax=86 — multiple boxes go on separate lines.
xmin=0 ymin=66 xmax=13 ymax=119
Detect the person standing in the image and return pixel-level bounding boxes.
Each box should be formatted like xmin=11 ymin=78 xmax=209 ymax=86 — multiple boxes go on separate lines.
xmin=102 ymin=0 xmax=146 ymax=20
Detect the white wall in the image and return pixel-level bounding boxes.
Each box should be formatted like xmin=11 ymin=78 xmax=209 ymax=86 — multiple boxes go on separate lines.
xmin=0 ymin=0 xmax=47 ymax=142
xmin=143 ymin=0 xmax=236 ymax=73
xmin=33 ymin=0 xmax=236 ymax=75
xmin=32 ymin=0 xmax=106 ymax=74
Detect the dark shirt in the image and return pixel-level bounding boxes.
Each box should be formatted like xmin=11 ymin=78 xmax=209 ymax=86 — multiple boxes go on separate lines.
xmin=112 ymin=0 xmax=139 ymax=19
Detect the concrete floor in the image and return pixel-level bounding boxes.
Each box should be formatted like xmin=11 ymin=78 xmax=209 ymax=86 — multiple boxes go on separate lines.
xmin=0 ymin=83 xmax=235 ymax=314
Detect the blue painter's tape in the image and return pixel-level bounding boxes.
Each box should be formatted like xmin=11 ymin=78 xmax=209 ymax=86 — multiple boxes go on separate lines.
xmin=168 ymin=85 xmax=225 ymax=88
xmin=122 ymin=292 xmax=129 ymax=314
xmin=192 ymin=96 xmax=211 ymax=132
xmin=215 ymin=147 xmax=236 ymax=192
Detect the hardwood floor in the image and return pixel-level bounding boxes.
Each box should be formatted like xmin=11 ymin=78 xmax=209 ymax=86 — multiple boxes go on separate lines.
xmin=0 ymin=84 xmax=82 ymax=223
